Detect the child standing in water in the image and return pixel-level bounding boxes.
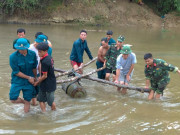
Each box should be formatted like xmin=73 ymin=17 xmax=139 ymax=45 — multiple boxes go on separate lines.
xmin=34 ymin=42 xmax=56 ymax=112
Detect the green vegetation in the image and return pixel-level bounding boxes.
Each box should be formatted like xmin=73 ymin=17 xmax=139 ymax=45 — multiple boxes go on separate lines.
xmin=144 ymin=0 xmax=180 ymax=16
xmin=0 ymin=0 xmax=105 ymax=17
xmin=0 ymin=0 xmax=51 ymax=17
xmin=0 ymin=0 xmax=179 ymax=20
xmin=93 ymin=14 xmax=108 ymax=26
xmin=176 ymin=0 xmax=180 ymax=16
xmin=47 ymin=0 xmax=63 ymax=12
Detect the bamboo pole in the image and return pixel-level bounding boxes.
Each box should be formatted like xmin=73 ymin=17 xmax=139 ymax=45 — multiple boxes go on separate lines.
xmin=84 ymin=76 xmax=150 ymax=93
xmin=56 ymin=66 xmax=105 ymax=84
xmin=54 ymin=68 xmax=66 ymax=73
xmin=55 ymin=67 xmax=150 ymax=93
xmin=55 ymin=57 xmax=98 ymax=78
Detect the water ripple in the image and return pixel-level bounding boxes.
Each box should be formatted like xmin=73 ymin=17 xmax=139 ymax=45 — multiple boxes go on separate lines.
xmin=0 ymin=129 xmax=38 ymax=134
xmin=45 ymin=121 xmax=92 ymax=133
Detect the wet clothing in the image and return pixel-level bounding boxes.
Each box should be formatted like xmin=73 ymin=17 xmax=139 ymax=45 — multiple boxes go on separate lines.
xmin=33 ymin=84 xmax=40 ymax=98
xmin=96 ymin=60 xmax=106 ymax=79
xmin=9 ymin=83 xmax=36 ymax=101
xmin=32 ymin=73 xmax=40 ymax=98
xmin=70 ymin=60 xmax=81 ymax=67
xmin=9 ymin=50 xmax=37 ymax=101
xmin=145 ymin=59 xmax=178 ymax=94
xmin=119 ymin=71 xmax=132 ymax=84
xmin=70 ymin=38 xmax=93 ymax=63
xmin=150 ymin=78 xmax=170 ymax=94
xmin=40 ymin=54 xmax=56 ymax=93
xmin=37 ymin=90 xmax=55 ymax=106
xmin=116 ymin=53 xmax=136 ymax=82
xmin=105 ymin=46 xmax=122 ymax=72
xmin=13 ymin=38 xmax=30 ymax=49
xmin=105 ymin=68 xmax=116 ymax=75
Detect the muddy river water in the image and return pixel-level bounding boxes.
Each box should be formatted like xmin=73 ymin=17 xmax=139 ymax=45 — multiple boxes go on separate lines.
xmin=0 ymin=24 xmax=180 ymax=135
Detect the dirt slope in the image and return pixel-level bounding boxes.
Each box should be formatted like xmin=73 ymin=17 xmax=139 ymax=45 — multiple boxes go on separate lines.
xmin=1 ymin=0 xmax=179 ymax=28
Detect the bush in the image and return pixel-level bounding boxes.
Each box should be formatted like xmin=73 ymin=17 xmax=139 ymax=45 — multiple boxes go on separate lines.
xmin=144 ymin=0 xmax=179 ymax=16
xmin=157 ymin=0 xmax=178 ymax=15
xmin=1 ymin=0 xmax=51 ymax=16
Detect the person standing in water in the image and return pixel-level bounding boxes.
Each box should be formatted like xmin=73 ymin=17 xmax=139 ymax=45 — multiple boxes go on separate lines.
xmin=96 ymin=37 xmax=109 ymax=79
xmin=34 ymin=42 xmax=56 ymax=112
xmin=9 ymin=38 xmax=37 ymax=113
xmin=115 ymin=45 xmax=137 ymax=94
xmin=144 ymin=53 xmax=180 ymax=100
xmin=70 ymin=30 xmax=93 ymax=74
xmin=104 ymin=35 xmax=125 ymax=82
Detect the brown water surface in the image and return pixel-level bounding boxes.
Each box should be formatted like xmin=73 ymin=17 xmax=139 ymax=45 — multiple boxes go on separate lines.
xmin=0 ymin=24 xmax=180 ymax=135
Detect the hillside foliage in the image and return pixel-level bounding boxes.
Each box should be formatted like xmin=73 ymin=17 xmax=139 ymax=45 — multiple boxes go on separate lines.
xmin=0 ymin=0 xmax=179 ymax=17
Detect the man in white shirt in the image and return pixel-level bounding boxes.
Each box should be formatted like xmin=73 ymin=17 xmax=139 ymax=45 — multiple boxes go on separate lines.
xmin=28 ymin=37 xmax=41 ymax=106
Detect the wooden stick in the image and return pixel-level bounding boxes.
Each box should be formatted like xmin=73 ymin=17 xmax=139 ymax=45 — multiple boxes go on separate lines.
xmin=84 ymin=76 xmax=150 ymax=93
xmin=55 ymin=57 xmax=98 ymax=78
xmin=54 ymin=67 xmax=150 ymax=93
xmin=56 ymin=66 xmax=105 ymax=84
xmin=54 ymin=68 xmax=66 ymax=73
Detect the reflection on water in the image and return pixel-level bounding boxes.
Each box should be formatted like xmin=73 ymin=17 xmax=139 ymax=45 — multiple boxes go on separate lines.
xmin=0 ymin=24 xmax=180 ymax=134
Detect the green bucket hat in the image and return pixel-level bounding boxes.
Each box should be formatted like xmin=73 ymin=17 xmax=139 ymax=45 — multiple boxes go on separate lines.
xmin=120 ymin=45 xmax=132 ymax=54
xmin=117 ymin=35 xmax=125 ymax=42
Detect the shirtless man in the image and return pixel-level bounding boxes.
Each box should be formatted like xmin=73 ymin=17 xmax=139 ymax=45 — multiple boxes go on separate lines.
xmin=96 ymin=38 xmax=110 ymax=79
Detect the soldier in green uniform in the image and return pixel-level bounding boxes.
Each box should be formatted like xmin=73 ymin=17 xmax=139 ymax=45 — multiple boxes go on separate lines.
xmin=144 ymin=53 xmax=180 ymax=100
xmin=104 ymin=35 xmax=125 ymax=81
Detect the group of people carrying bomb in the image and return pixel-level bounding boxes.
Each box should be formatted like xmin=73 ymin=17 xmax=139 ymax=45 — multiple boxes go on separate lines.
xmin=70 ymin=30 xmax=180 ymax=100
xmin=9 ymin=28 xmax=56 ymax=113
xmin=9 ymin=28 xmax=180 ymax=113
xmin=96 ymin=31 xmax=137 ymax=94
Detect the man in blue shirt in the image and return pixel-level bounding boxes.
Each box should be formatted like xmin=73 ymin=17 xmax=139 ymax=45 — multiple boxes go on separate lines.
xmin=9 ymin=38 xmax=37 ymax=113
xmin=70 ymin=30 xmax=93 ymax=74
xmin=106 ymin=30 xmax=116 ymax=46
xmin=115 ymin=45 xmax=137 ymax=94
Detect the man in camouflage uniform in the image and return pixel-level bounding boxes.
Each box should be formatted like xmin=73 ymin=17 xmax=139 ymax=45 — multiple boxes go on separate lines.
xmin=144 ymin=53 xmax=180 ymax=100
xmin=104 ymin=36 xmax=125 ymax=81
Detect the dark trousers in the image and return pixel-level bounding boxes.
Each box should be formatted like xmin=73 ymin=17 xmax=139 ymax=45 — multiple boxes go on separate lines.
xmin=96 ymin=60 xmax=106 ymax=79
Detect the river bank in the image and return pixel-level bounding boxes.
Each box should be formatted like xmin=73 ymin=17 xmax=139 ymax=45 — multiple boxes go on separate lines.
xmin=0 ymin=0 xmax=179 ymax=29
